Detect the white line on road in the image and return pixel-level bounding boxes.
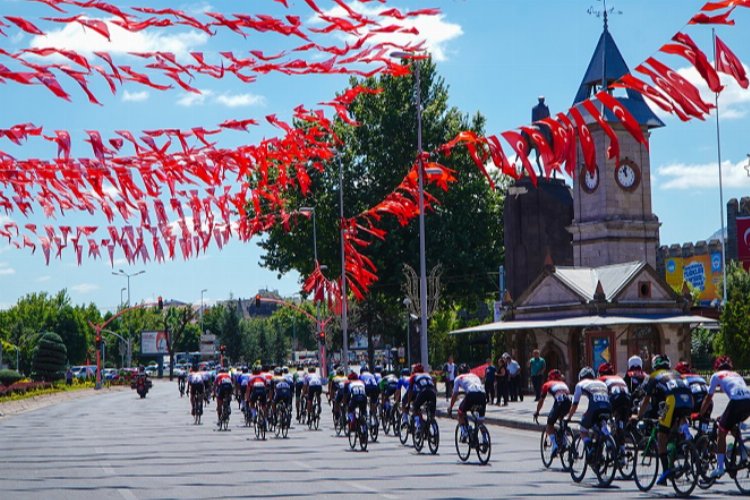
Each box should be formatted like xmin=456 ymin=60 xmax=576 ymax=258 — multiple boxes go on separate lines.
xmin=346 ymin=481 xmax=398 ymax=499
xmin=97 ymin=447 xmax=138 ymax=500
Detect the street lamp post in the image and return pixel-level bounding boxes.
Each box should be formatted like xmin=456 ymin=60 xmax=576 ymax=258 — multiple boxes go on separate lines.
xmin=391 ymin=51 xmax=429 ymax=369
xmin=403 ymin=297 xmax=412 ymax=367
xmin=200 ymin=289 xmax=207 ymax=335
xmin=112 ymin=269 xmax=145 ymax=368
xmin=120 ymin=287 xmax=127 ymax=308
xmin=301 ymin=207 xmax=328 ymax=377
xmin=337 ymin=154 xmax=349 ymax=372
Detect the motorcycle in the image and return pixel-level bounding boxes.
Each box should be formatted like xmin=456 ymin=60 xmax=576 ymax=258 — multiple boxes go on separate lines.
xmin=131 ymin=374 xmax=153 ymax=398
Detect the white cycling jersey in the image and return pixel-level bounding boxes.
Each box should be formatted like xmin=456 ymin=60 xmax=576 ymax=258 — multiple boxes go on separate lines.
xmin=348 ymin=380 xmax=366 ymax=396
xmin=360 ymin=372 xmax=377 ymax=387
xmin=572 ymin=379 xmax=609 ymax=405
xmin=708 ymin=370 xmax=750 ymax=401
xmin=304 ymin=373 xmax=322 ymax=387
xmin=188 ymin=372 xmax=203 ymax=384
xmin=452 ymin=373 xmax=484 ymax=394
xmin=600 ymin=375 xmax=629 ymax=395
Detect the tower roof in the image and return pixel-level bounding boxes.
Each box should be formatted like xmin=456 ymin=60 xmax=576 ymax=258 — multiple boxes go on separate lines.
xmin=573 ymin=28 xmax=664 ymax=128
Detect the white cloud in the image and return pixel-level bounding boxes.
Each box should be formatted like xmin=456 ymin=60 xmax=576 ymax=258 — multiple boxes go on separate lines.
xmin=36 ymin=275 xmax=52 ymax=283
xmin=122 ymin=90 xmax=149 ymax=102
xmin=177 ymin=89 xmax=212 ymax=107
xmin=215 ymin=93 xmax=265 ymax=108
xmin=0 ymin=262 xmax=15 ymax=276
xmin=655 ymin=157 xmax=750 ymax=190
xmin=674 ymin=64 xmax=750 ymax=120
xmin=71 ymin=283 xmax=99 ymax=294
xmin=315 ymin=3 xmax=462 ymax=62
xmin=30 ymin=17 xmax=208 ymax=58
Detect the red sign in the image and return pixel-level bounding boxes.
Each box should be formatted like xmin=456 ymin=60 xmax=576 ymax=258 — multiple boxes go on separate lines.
xmin=738 ymin=217 xmax=750 ymax=271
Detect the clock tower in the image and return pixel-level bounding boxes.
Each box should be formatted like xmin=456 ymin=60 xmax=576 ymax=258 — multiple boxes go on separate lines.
xmin=568 ymin=25 xmax=664 ymax=268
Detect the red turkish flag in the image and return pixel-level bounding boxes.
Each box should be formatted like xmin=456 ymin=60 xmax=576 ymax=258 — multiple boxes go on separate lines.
xmin=690 ymin=8 xmax=736 ymax=24
xmin=715 ymin=35 xmax=749 ymax=89
xmin=568 ymin=106 xmax=596 ymax=174
xmin=595 ymin=91 xmax=648 ymax=149
xmin=737 ymin=216 xmax=750 ymax=271
xmin=645 ymin=57 xmax=714 ymax=114
xmin=500 ymin=130 xmax=537 ymax=184
xmin=665 ymin=32 xmax=723 ymax=92
xmin=636 ymin=63 xmax=706 ymax=119
xmin=582 ymin=100 xmax=620 ymax=166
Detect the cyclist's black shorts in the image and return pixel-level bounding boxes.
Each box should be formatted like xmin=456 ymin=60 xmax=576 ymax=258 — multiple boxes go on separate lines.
xmin=547 ymin=398 xmax=572 ymax=427
xmin=719 ymin=399 xmax=750 ymax=433
xmin=365 ymin=384 xmax=380 ymax=404
xmin=295 ymin=381 xmax=304 ymax=397
xmin=217 ymin=383 xmax=233 ymax=400
xmin=458 ymin=391 xmax=487 ymax=417
xmin=250 ymin=387 xmax=267 ymax=405
xmin=413 ymin=388 xmax=437 ymax=415
xmin=190 ymin=382 xmax=204 ymax=395
xmin=610 ymin=391 xmax=632 ymax=419
xmin=581 ymin=400 xmax=612 ymax=431
xmin=383 ymin=384 xmax=397 ymax=398
xmin=348 ymin=394 xmax=367 ymax=413
xmin=307 ymin=385 xmax=322 ymax=401
xmin=274 ymin=388 xmax=292 ymax=405
xmin=335 ymin=387 xmax=346 ymax=404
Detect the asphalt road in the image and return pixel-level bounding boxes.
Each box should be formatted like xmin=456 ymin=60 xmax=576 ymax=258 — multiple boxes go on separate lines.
xmin=0 ymin=380 xmax=743 ymax=499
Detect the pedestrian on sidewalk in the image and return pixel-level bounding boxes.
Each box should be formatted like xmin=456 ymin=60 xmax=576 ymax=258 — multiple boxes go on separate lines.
xmin=506 ymin=353 xmax=522 ymax=402
xmin=496 ymin=356 xmax=509 ymax=406
xmin=442 ymin=355 xmax=456 ymax=401
xmin=529 ymin=349 xmax=546 ymax=401
xmin=65 ymin=367 xmax=73 ymax=386
xmin=483 ymin=358 xmax=496 ymax=405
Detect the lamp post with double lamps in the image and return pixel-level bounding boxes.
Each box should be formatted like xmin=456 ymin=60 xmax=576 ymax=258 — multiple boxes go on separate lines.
xmin=200 ymin=289 xmax=207 ymax=335
xmin=390 ymin=51 xmax=430 ymax=368
xmin=299 ymin=206 xmax=328 ymax=376
xmin=112 ymin=269 xmax=145 ymax=368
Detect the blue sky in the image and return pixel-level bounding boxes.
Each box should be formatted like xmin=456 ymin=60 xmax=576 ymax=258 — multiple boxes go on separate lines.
xmin=0 ymin=0 xmax=748 ymax=311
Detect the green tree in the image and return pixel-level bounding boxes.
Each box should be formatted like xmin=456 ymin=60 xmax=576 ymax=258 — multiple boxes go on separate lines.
xmin=259 ymin=60 xmax=504 ymax=365
xmin=32 ymin=332 xmax=68 ymax=381
xmin=164 ymin=306 xmax=196 ymax=379
xmin=715 ymin=261 xmax=750 ymax=368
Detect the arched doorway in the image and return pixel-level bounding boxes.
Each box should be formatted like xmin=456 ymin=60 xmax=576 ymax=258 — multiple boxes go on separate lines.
xmin=628 ymin=325 xmax=662 ymax=372
xmin=541 ymin=339 xmax=565 ymax=374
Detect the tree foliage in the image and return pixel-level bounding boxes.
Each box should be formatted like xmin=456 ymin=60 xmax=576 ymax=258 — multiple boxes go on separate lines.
xmin=715 ymin=261 xmax=750 ymax=368
xmin=32 ymin=332 xmax=68 ymax=381
xmin=259 ymin=60 xmax=504 ymax=365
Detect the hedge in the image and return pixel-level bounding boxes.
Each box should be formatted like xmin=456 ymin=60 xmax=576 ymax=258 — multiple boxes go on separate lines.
xmin=0 ymin=368 xmax=23 ymax=386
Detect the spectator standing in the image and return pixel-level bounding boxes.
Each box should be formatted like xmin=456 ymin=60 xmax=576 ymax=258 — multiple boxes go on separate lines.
xmin=529 ymin=349 xmax=546 ymax=401
xmin=505 ymin=353 xmax=522 ymax=402
xmin=65 ymin=368 xmax=73 ymax=386
xmin=483 ymin=358 xmax=496 ymax=405
xmin=443 ymin=355 xmax=456 ymax=401
xmin=496 ymin=356 xmax=509 ymax=405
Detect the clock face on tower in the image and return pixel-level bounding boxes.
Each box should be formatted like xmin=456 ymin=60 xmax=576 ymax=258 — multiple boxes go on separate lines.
xmin=580 ymin=164 xmax=600 ymax=193
xmin=615 ymin=158 xmax=641 ymax=191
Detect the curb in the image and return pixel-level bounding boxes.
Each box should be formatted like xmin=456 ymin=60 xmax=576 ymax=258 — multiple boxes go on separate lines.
xmin=434 ymin=408 xmax=543 ymax=432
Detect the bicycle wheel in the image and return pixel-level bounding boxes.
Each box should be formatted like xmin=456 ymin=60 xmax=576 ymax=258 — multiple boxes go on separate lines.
xmin=671 ymin=440 xmax=698 ymax=496
xmin=634 ymin=437 xmax=659 ymax=492
xmin=732 ymin=440 xmax=750 ymax=495
xmin=392 ymin=407 xmax=401 ymax=438
xmin=334 ymin=409 xmax=343 ymax=436
xmin=476 ymin=424 xmax=491 ymax=464
xmin=413 ymin=420 xmax=425 ymax=452
xmin=382 ymin=407 xmax=392 ymax=435
xmin=359 ymin=417 xmax=368 ymax=451
xmin=559 ymin=427 xmax=575 ymax=472
xmin=369 ymin=413 xmax=379 ymax=442
xmin=268 ymin=408 xmax=276 ymax=434
xmin=569 ymin=435 xmax=587 ymax=483
xmin=275 ymin=407 xmax=284 ymax=438
xmin=399 ymin=420 xmax=410 ymax=446
xmin=348 ymin=418 xmax=358 ymax=450
xmin=594 ymin=435 xmax=617 ymax=487
xmin=695 ymin=434 xmax=717 ymax=489
xmin=540 ymin=430 xmax=554 ymax=468
xmin=254 ymin=410 xmax=261 ymax=439
xmin=617 ymin=431 xmax=637 ymax=480
xmin=455 ymin=425 xmax=471 ymax=462
xmin=428 ymin=419 xmax=440 ymax=455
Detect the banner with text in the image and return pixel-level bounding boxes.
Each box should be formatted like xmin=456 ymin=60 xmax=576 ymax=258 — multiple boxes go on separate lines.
xmin=141 ymin=331 xmax=168 ymax=355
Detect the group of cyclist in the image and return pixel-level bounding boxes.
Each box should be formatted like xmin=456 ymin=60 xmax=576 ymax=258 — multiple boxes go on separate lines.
xmin=535 ymin=352 xmax=750 ymax=488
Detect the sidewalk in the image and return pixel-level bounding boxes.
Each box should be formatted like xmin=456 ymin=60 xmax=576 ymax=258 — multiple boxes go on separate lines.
xmin=433 ymin=383 xmax=730 ymax=432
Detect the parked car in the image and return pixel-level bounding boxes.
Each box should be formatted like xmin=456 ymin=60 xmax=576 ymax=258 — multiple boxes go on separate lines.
xmin=145 ymin=365 xmax=158 ymax=377
xmin=102 ymin=368 xmax=119 ymax=381
xmin=71 ymin=365 xmax=97 ymax=379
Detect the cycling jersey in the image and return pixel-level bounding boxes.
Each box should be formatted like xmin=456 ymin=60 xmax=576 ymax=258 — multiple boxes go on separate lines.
xmin=188 ymin=372 xmax=204 ymax=385
xmin=644 ymin=369 xmax=693 ymax=431
xmin=215 ymin=373 xmax=232 ymax=386
xmin=379 ymin=374 xmax=399 ymax=395
xmin=573 ymin=379 xmax=611 ymax=431
xmin=347 ymin=379 xmax=367 ymax=398
xmin=624 ymin=369 xmax=647 ymax=393
xmin=541 ymin=380 xmax=571 ymax=402
xmin=708 ymin=370 xmax=750 ymax=401
xmin=248 ymin=374 xmax=267 ymax=389
xmin=360 ymin=372 xmax=377 ymax=387
xmin=238 ymin=373 xmax=250 ymax=387
xmin=452 ymin=373 xmax=484 ymax=395
xmin=304 ymin=373 xmax=322 ymax=387
xmin=409 ymin=373 xmax=436 ymax=396
xmin=283 ymin=373 xmax=294 ymax=385
xmin=272 ymin=375 xmax=291 ymax=392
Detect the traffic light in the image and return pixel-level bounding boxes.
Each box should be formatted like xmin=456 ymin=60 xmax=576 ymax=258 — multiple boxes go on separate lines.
xmin=255 ymin=294 xmax=261 ymax=308
xmin=157 ymin=296 xmax=163 ymax=310
xmin=219 ymin=344 xmax=226 ymax=354
xmin=318 ymin=331 xmax=325 ymax=342
xmin=95 ymin=335 xmax=102 ymax=348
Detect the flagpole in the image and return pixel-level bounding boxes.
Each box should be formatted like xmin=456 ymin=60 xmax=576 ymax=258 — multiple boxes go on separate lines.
xmin=712 ymin=28 xmax=728 ymax=305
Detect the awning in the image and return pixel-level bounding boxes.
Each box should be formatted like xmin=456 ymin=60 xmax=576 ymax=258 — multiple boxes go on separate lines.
xmin=450 ymin=314 xmax=718 ymax=335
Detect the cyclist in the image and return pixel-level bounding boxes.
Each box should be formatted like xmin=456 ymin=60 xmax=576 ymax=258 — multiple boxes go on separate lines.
xmin=700 ymin=355 xmax=750 ymax=479
xmin=373 ymin=366 xmax=384 ymax=385
xmin=293 ymin=364 xmax=305 ymax=419
xmin=177 ymin=368 xmax=187 ymax=397
xmin=329 ymin=367 xmax=348 ymax=420
xmin=398 ymin=367 xmax=411 ymax=424
xmin=359 ymin=366 xmax=380 ymax=419
xmin=187 ymin=365 xmax=205 ymax=417
xmin=245 ymin=365 xmax=268 ymax=423
xmin=636 ymin=354 xmax=694 ymax=486
xmin=270 ymin=367 xmax=293 ymax=418
xmin=598 ymin=362 xmax=631 ymax=449
xmin=303 ymin=365 xmax=323 ymax=424
xmin=566 ymin=366 xmax=611 ymax=456
xmin=624 ymin=355 xmax=648 ymax=394
xmin=237 ymin=366 xmax=250 ymax=411
xmin=447 ymin=363 xmax=486 ymax=441
xmin=343 ymin=371 xmax=368 ymax=431
xmin=533 ymin=369 xmax=571 ymax=457
xmin=404 ymin=363 xmax=437 ymax=426
xmin=202 ymin=367 xmax=213 ymax=405
xmin=213 ymin=368 xmax=234 ymax=424
xmin=379 ymin=370 xmax=399 ymax=411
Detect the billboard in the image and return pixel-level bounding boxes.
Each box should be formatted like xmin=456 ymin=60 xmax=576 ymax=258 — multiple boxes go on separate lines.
xmin=665 ymin=253 xmax=723 ymax=304
xmin=141 ymin=331 xmax=168 ymax=355
xmin=738 ymin=216 xmax=750 ymax=271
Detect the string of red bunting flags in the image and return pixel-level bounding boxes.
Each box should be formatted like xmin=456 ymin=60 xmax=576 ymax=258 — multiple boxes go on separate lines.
xmin=0 ymin=0 xmax=749 ymax=310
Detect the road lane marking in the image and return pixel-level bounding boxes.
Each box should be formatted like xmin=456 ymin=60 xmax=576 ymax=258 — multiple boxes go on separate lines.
xmin=346 ymin=481 xmax=398 ymax=499
xmin=97 ymin=447 xmax=138 ymax=500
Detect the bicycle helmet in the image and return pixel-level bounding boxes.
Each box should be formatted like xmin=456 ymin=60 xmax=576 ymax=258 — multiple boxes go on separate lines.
xmin=652 ymin=354 xmax=671 ymax=371
xmin=412 ymin=363 xmax=424 ymax=374
xmin=597 ymin=362 xmax=614 ymax=376
xmin=282 ymin=366 xmax=289 ymax=374
xmin=401 ymin=368 xmax=410 ymax=376
xmin=348 ymin=372 xmax=359 ymax=381
xmin=273 ymin=367 xmax=282 ymax=375
xmin=296 ymin=364 xmax=303 ymax=371
xmin=547 ymin=369 xmax=562 ymax=381
xmin=241 ymin=366 xmax=248 ymax=373
xmin=374 ymin=366 xmax=383 ymax=374
xmin=360 ymin=366 xmax=370 ymax=374
xmin=628 ymin=355 xmax=643 ymax=370
xmin=336 ymin=367 xmax=345 ymax=376
xmin=458 ymin=363 xmax=470 ymax=375
xmin=308 ymin=366 xmax=316 ymax=373
xmin=714 ymin=355 xmax=733 ymax=371
xmin=675 ymin=361 xmax=691 ymax=375
xmin=578 ymin=366 xmax=595 ymax=381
